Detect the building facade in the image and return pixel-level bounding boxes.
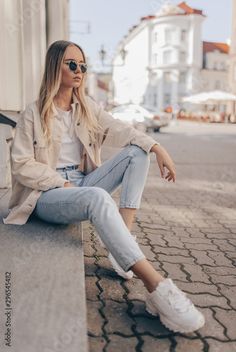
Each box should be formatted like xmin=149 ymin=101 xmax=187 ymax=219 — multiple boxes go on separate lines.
xmin=0 ymin=0 xmax=69 ymax=113
xmin=0 ymin=0 xmax=69 ymax=188
xmin=112 ymin=2 xmax=229 ymax=111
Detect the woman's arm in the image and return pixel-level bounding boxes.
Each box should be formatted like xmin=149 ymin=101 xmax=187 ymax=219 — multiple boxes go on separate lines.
xmin=11 ymin=107 xmax=68 ymax=191
xmin=87 ymin=96 xmax=159 ymax=153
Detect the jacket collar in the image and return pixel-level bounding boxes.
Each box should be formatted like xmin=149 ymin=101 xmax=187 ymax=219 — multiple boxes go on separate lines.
xmin=52 ymin=92 xmax=80 ymax=120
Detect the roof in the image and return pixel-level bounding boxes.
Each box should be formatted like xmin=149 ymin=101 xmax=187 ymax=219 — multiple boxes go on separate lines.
xmin=203 ymin=41 xmax=229 ymax=54
xmin=178 ymin=2 xmax=203 ymax=15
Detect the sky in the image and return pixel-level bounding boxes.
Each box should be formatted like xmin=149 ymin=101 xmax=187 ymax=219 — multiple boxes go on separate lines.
xmin=69 ymin=0 xmax=232 ymax=72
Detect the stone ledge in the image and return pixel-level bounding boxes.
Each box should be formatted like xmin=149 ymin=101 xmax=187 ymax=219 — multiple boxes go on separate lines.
xmin=0 ymin=189 xmax=88 ymax=352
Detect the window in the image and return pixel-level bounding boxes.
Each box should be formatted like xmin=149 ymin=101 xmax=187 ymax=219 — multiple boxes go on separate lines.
xmin=164 ymin=93 xmax=171 ymax=106
xmin=163 ymin=50 xmax=172 ymax=64
xmin=181 ymin=29 xmax=187 ymax=42
xmin=180 ymin=51 xmax=186 ymax=63
xmin=153 ymin=53 xmax=158 ymax=65
xmin=154 ymin=32 xmax=158 ymax=43
xmin=164 ymin=71 xmax=172 ymax=82
xmin=179 ymin=72 xmax=186 ymax=84
xmin=215 ymin=80 xmax=221 ymax=89
xmin=153 ymin=93 xmax=157 ymax=107
xmin=213 ymin=62 xmax=218 ymax=70
xmin=165 ymin=28 xmax=173 ymax=44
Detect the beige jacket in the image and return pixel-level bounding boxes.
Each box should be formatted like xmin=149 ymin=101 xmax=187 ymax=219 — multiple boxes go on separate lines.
xmin=3 ymin=95 xmax=159 ymax=225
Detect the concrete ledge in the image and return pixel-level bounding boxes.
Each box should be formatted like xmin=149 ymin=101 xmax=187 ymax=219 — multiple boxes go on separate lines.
xmin=0 ymin=189 xmax=88 ymax=352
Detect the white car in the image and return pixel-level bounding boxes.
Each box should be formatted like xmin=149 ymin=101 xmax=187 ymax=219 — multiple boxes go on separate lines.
xmin=110 ymin=104 xmax=153 ymax=131
xmin=143 ymin=107 xmax=171 ymax=132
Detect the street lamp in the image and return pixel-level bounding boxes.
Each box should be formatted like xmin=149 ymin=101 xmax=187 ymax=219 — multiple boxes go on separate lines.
xmin=99 ymin=44 xmax=127 ymax=67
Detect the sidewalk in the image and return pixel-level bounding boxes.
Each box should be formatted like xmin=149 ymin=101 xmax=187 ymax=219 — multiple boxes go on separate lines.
xmin=84 ymin=123 xmax=236 ymax=352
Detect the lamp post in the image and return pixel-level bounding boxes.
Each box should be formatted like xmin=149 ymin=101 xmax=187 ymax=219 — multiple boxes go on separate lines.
xmin=99 ymin=44 xmax=127 ymax=67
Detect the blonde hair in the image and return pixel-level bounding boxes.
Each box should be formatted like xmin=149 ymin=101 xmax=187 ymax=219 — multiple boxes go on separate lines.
xmin=38 ymin=40 xmax=101 ymax=145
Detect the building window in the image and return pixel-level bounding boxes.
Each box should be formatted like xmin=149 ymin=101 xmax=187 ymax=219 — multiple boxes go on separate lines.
xmin=153 ymin=53 xmax=158 ymax=65
xmin=164 ymin=71 xmax=172 ymax=82
xmin=215 ymin=80 xmax=221 ymax=89
xmin=213 ymin=62 xmax=218 ymax=70
xmin=181 ymin=29 xmax=187 ymax=41
xmin=153 ymin=93 xmax=157 ymax=107
xmin=164 ymin=93 xmax=171 ymax=106
xmin=154 ymin=32 xmax=158 ymax=43
xmin=180 ymin=51 xmax=186 ymax=63
xmin=163 ymin=50 xmax=172 ymax=64
xmin=165 ymin=28 xmax=173 ymax=44
xmin=179 ymin=72 xmax=186 ymax=84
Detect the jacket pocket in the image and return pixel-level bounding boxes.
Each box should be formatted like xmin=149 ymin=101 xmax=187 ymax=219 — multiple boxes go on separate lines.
xmin=33 ymin=140 xmax=48 ymax=163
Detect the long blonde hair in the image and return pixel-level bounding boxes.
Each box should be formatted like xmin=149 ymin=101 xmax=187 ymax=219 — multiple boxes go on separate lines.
xmin=38 ymin=40 xmax=101 ymax=145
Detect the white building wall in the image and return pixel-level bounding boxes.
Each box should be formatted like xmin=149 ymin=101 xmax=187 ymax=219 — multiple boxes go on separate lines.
xmin=0 ymin=0 xmax=69 ymax=113
xmin=112 ymin=24 xmax=149 ymax=105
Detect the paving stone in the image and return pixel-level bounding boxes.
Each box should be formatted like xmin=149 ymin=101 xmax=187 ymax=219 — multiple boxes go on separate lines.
xmin=198 ymin=308 xmax=227 ymax=340
xmin=206 ymin=251 xmax=234 ymax=267
xmin=84 ymin=256 xmax=97 ymax=276
xmin=183 ymin=264 xmax=211 ymax=283
xmin=214 ymin=308 xmax=236 ymax=340
xmin=139 ymin=244 xmax=156 ymax=261
xmin=174 ymin=280 xmax=219 ymax=295
xmin=86 ymin=276 xmax=100 ymax=301
xmin=142 ymin=336 xmax=171 ymax=351
xmin=100 ymin=277 xmax=126 ymax=302
xmin=103 ymin=301 xmax=134 ymax=336
xmin=210 ymin=275 xmax=236 ymax=286
xmin=188 ymin=293 xmax=229 ymax=309
xmin=156 ymin=254 xmax=195 ymax=264
xmin=106 ymin=335 xmax=137 ymax=352
xmin=84 ymin=241 xmax=96 ymax=257
xmin=189 ymin=249 xmax=215 ymax=266
xmin=125 ymin=278 xmax=146 ymax=301
xmin=203 ymin=266 xmax=235 ymax=276
xmin=134 ymin=316 xmax=170 ymax=336
xmin=87 ymin=301 xmax=104 ymax=337
xmin=211 ymin=239 xmax=236 ymax=252
xmin=207 ymin=339 xmax=236 ymax=352
xmin=175 ymin=337 xmax=204 ymax=351
xmin=218 ymin=285 xmax=236 ymax=309
xmin=89 ymin=337 xmax=106 ymax=352
xmin=161 ymin=262 xmax=188 ymax=281
xmin=184 ymin=242 xmax=219 ymax=251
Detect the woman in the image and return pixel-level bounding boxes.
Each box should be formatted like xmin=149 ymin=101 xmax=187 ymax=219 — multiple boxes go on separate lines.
xmin=3 ymin=40 xmax=205 ymax=333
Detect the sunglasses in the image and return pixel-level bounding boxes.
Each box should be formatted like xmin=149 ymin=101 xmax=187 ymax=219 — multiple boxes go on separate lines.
xmin=64 ymin=60 xmax=88 ymax=74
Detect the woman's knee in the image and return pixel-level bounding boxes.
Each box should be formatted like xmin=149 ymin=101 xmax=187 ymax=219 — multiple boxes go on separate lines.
xmin=128 ymin=145 xmax=150 ymax=167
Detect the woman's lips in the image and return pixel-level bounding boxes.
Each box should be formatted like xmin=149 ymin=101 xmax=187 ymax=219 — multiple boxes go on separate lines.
xmin=73 ymin=77 xmax=81 ymax=80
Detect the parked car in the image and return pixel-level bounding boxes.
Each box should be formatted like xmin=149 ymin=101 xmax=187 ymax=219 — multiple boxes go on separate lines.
xmin=110 ymin=104 xmax=152 ymax=131
xmin=143 ymin=107 xmax=171 ymax=132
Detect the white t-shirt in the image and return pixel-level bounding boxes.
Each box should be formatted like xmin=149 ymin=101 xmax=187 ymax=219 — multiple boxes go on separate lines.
xmin=56 ymin=107 xmax=82 ymax=168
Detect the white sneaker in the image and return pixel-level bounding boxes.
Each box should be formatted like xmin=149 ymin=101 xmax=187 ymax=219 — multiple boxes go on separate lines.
xmin=108 ymin=235 xmax=137 ymax=280
xmin=145 ymin=278 xmax=205 ymax=333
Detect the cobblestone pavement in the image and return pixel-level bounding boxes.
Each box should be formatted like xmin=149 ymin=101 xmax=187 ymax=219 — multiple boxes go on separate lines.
xmin=83 ymin=121 xmax=236 ymax=352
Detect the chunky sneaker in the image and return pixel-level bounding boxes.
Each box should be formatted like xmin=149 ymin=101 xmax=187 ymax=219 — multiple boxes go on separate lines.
xmin=108 ymin=235 xmax=137 ymax=280
xmin=145 ymin=278 xmax=205 ymax=333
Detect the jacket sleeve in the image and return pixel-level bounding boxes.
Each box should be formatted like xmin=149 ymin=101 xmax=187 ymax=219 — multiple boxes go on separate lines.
xmin=87 ymin=96 xmax=160 ymax=153
xmin=11 ymin=107 xmax=68 ymax=191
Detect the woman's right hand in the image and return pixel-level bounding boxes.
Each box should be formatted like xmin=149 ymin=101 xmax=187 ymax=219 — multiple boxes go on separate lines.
xmin=64 ymin=181 xmax=74 ymax=187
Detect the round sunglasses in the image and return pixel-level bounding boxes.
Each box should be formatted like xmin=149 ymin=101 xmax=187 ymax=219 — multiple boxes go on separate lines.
xmin=64 ymin=60 xmax=88 ymax=74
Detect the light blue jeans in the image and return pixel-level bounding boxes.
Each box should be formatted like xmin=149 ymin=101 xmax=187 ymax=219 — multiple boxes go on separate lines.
xmin=34 ymin=145 xmax=150 ymax=271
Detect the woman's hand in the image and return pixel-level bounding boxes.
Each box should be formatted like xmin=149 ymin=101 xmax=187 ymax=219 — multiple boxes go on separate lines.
xmin=151 ymin=144 xmax=176 ymax=182
xmin=64 ymin=181 xmax=75 ymax=187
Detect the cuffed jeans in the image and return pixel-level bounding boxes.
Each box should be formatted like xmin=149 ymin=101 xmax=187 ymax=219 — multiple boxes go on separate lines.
xmin=34 ymin=145 xmax=150 ymax=271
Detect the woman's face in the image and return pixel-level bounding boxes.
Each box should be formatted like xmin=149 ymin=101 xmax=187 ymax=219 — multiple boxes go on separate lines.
xmin=60 ymin=45 xmax=86 ymax=88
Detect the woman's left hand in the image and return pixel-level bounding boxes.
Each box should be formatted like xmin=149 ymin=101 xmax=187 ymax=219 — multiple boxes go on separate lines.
xmin=151 ymin=144 xmax=176 ymax=182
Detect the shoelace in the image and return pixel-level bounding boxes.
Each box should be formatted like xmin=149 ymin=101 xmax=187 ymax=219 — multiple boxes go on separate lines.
xmin=167 ymin=287 xmax=193 ymax=313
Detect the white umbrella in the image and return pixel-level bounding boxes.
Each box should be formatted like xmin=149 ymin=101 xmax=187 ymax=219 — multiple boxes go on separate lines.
xmin=182 ymin=90 xmax=236 ymax=104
